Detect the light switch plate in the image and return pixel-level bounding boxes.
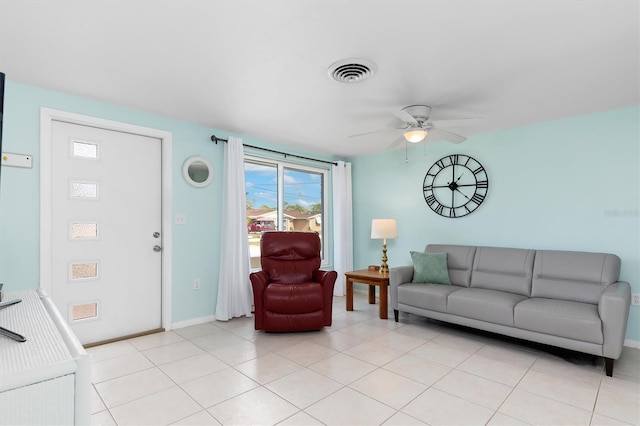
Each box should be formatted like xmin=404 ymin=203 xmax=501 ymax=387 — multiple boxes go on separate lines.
xmin=2 ymin=152 xmax=33 ymax=168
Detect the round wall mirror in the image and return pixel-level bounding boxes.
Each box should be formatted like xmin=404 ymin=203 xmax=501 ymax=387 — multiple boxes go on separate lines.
xmin=182 ymin=156 xmax=213 ymax=188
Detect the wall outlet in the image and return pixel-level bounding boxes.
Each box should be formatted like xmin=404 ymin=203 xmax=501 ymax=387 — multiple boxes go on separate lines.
xmin=632 ymin=293 xmax=640 ymax=306
xmin=194 ymin=278 xmax=201 ymax=290
xmin=175 ymin=214 xmax=187 ymax=225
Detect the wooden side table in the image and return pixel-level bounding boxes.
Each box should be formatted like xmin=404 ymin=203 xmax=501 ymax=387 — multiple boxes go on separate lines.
xmin=345 ymin=269 xmax=389 ymax=319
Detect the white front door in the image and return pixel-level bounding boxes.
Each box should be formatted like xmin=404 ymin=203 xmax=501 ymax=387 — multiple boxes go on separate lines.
xmin=47 ymin=120 xmax=163 ymax=345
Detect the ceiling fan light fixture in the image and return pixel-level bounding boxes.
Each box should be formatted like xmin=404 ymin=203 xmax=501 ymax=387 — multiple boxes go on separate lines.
xmin=404 ymin=128 xmax=428 ymax=143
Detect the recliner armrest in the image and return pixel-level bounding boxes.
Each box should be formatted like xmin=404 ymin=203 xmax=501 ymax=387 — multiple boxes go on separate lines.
xmin=313 ymin=269 xmax=338 ymax=285
xmin=598 ymin=281 xmax=631 ymax=359
xmin=389 ymin=265 xmax=414 ymax=309
xmin=249 ymin=270 xmax=270 ymax=330
xmin=313 ymin=269 xmax=338 ymax=325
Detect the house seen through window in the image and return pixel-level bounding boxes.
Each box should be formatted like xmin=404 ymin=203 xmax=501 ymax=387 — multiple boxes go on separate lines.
xmin=244 ymin=158 xmax=327 ymax=268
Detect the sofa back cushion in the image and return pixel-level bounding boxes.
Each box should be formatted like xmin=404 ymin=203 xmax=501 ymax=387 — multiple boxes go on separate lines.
xmin=532 ymin=250 xmax=620 ymax=304
xmin=470 ymin=246 xmax=535 ymax=296
xmin=425 ymin=244 xmax=476 ymax=287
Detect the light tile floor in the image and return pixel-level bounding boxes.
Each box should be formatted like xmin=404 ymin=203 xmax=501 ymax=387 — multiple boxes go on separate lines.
xmin=90 ymin=292 xmax=640 ymax=425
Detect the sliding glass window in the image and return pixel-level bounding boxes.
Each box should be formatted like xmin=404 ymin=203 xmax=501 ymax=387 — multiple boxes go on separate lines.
xmin=244 ymin=158 xmax=327 ymax=269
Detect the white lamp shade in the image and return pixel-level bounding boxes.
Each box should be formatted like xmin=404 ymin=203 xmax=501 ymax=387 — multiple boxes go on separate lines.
xmin=371 ymin=219 xmax=398 ymax=239
xmin=403 ymin=129 xmax=428 ymax=143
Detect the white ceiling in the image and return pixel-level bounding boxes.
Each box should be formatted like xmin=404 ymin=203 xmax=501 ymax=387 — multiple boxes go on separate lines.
xmin=1 ymin=0 xmax=638 ymax=158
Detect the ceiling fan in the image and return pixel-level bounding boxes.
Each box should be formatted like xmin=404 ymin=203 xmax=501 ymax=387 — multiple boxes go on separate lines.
xmin=350 ymin=105 xmax=483 ymax=146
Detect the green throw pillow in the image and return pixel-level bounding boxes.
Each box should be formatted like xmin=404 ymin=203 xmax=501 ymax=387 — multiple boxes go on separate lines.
xmin=410 ymin=251 xmax=451 ymax=285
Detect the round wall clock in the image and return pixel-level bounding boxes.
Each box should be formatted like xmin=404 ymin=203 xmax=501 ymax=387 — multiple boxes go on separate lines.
xmin=423 ymin=154 xmax=489 ymax=218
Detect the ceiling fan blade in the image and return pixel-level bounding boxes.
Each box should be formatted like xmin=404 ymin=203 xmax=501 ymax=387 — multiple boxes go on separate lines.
xmin=393 ymin=109 xmax=418 ymax=125
xmin=427 ymin=128 xmax=467 ymax=144
xmin=387 ymin=134 xmax=406 ymax=150
xmin=430 ymin=118 xmax=485 ymax=128
xmin=348 ymin=128 xmax=395 ymax=138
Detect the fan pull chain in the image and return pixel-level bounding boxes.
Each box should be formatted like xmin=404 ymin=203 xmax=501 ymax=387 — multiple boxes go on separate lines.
xmin=405 ymin=140 xmax=409 ymax=164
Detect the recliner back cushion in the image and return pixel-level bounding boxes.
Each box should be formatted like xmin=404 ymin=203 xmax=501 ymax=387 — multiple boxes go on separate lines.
xmin=470 ymin=246 xmax=535 ymax=296
xmin=261 ymin=232 xmax=321 ymax=284
xmin=425 ymin=244 xmax=476 ymax=287
xmin=532 ymin=250 xmax=620 ymax=304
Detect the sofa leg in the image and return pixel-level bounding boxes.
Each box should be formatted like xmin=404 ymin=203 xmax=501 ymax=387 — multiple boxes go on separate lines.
xmin=393 ymin=309 xmax=399 ymax=322
xmin=605 ymin=358 xmax=614 ymax=377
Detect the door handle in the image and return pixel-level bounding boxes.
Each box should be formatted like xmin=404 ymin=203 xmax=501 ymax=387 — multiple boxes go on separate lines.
xmin=153 ymin=245 xmax=162 ymax=252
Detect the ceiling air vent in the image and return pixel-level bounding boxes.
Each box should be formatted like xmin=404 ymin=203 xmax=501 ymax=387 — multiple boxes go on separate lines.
xmin=328 ymin=59 xmax=376 ymax=84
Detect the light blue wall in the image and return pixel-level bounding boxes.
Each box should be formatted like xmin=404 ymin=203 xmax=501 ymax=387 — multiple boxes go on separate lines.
xmin=352 ymin=106 xmax=640 ymax=343
xmin=0 ymin=81 xmax=338 ymax=323
xmin=2 ymin=81 xmax=637 ymax=341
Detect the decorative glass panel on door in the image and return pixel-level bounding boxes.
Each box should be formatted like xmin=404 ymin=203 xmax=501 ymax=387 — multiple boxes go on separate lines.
xmin=72 ymin=141 xmax=99 ymax=159
xmin=71 ymin=181 xmax=98 ymax=199
xmin=71 ymin=302 xmax=98 ymax=321
xmin=70 ymin=262 xmax=98 ymax=281
xmin=70 ymin=222 xmax=99 ymax=240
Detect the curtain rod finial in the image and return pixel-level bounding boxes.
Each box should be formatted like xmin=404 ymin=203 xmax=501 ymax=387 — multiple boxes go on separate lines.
xmin=211 ymin=135 xmax=218 ymax=144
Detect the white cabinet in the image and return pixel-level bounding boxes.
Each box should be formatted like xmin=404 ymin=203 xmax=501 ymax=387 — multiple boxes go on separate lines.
xmin=0 ymin=289 xmax=90 ymax=425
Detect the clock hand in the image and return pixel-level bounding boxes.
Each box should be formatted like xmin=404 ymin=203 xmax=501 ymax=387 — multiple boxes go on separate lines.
xmin=455 ymin=188 xmax=470 ymax=200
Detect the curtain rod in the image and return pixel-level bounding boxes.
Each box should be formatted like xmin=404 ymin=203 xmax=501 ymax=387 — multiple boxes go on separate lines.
xmin=211 ymin=135 xmax=338 ymax=166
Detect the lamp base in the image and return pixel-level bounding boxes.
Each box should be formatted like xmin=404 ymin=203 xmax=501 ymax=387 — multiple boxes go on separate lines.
xmin=380 ymin=242 xmax=389 ymax=274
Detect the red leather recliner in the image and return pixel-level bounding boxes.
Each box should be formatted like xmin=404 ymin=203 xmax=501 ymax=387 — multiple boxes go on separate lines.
xmin=250 ymin=231 xmax=337 ymax=332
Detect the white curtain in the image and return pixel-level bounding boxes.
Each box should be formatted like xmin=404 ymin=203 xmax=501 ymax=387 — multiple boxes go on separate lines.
xmin=332 ymin=161 xmax=353 ymax=296
xmin=215 ymin=136 xmax=253 ymax=320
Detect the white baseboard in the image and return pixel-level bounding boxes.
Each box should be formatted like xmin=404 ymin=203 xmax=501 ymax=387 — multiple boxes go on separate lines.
xmin=171 ymin=315 xmax=216 ymax=330
xmin=623 ymin=339 xmax=640 ymax=349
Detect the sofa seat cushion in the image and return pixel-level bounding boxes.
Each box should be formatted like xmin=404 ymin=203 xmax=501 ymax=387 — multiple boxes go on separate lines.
xmin=447 ymin=288 xmax=528 ymax=326
xmin=263 ymin=283 xmax=323 ymax=314
xmin=514 ymin=298 xmax=603 ymax=344
xmin=398 ymin=283 xmax=463 ymax=313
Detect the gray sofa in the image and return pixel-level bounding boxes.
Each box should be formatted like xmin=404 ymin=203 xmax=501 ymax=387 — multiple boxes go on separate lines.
xmin=389 ymin=244 xmax=631 ymax=376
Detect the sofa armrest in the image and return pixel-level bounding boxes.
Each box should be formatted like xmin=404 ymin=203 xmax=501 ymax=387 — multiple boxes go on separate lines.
xmin=598 ymin=281 xmax=631 ymax=359
xmin=389 ymin=265 xmax=414 ymax=309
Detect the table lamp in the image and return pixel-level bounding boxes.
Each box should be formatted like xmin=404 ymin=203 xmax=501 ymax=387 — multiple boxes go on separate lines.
xmin=371 ymin=219 xmax=397 ymax=274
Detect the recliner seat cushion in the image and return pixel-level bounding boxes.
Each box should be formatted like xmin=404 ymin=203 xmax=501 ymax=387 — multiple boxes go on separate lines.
xmin=263 ymin=283 xmax=324 ymax=314
xmin=514 ymin=298 xmax=603 ymax=344
xmin=398 ymin=283 xmax=462 ymax=313
xmin=447 ymin=288 xmax=528 ymax=326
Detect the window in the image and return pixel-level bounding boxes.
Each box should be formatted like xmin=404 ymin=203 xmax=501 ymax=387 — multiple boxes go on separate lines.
xmin=245 ymin=158 xmax=328 ymax=269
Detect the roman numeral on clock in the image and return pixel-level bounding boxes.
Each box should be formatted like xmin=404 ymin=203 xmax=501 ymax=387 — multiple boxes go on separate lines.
xmin=471 ymin=192 xmax=485 ymax=204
